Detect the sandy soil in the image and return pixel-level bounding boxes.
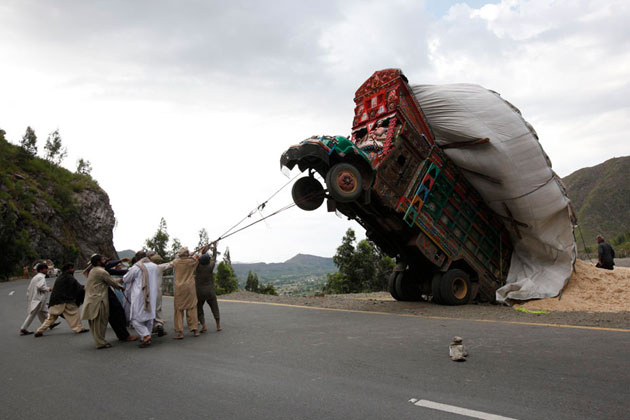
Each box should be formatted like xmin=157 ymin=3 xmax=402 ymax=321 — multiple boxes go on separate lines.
xmin=220 ymin=288 xmax=630 ymax=330
xmin=514 ymin=260 xmax=630 ymax=313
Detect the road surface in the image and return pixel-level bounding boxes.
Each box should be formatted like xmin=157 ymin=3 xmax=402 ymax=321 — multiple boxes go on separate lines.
xmin=1 ymin=277 xmax=628 ymax=419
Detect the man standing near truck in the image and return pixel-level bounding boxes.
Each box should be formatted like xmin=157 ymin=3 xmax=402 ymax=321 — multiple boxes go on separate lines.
xmin=596 ymin=235 xmax=615 ymax=270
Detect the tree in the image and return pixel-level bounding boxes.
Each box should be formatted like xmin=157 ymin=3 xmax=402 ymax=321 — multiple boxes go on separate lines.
xmin=20 ymin=126 xmax=37 ymax=156
xmin=44 ymin=129 xmax=67 ymax=165
xmin=324 ymin=228 xmax=392 ymax=294
xmin=76 ymin=158 xmax=92 ymax=176
xmin=145 ymin=218 xmax=169 ymax=258
xmin=197 ymin=228 xmax=209 ymax=250
xmin=258 ymin=282 xmax=277 ymax=296
xmin=169 ymin=237 xmax=183 ymax=261
xmin=216 ymin=261 xmax=238 ymax=295
xmin=223 ymin=247 xmax=232 ymax=266
xmin=245 ymin=271 xmax=259 ymax=292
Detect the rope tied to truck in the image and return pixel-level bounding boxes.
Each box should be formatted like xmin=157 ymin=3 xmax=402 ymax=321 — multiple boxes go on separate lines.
xmin=191 ymin=173 xmax=322 ymax=254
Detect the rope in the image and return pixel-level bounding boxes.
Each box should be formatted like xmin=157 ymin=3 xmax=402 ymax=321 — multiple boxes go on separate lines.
xmin=576 ymin=224 xmax=593 ymax=263
xmin=215 ymin=173 xmax=301 ymax=240
xmin=217 ymin=201 xmax=297 ymax=241
xmin=213 ymin=188 xmax=326 ymax=242
xmin=188 ymin=175 xmax=324 ymax=254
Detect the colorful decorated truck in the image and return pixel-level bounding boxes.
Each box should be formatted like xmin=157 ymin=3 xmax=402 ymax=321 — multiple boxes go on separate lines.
xmin=280 ymin=69 xmax=513 ymax=304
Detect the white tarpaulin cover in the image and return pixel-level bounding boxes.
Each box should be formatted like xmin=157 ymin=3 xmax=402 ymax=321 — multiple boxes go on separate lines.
xmin=411 ymin=84 xmax=577 ymax=303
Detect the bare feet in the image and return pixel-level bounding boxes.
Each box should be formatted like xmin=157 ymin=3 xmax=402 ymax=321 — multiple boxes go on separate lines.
xmin=173 ymin=332 xmax=184 ymax=340
xmin=200 ymin=324 xmax=208 ymax=333
xmin=216 ymin=321 xmax=222 ymax=331
xmin=193 ymin=329 xmax=200 ymax=337
xmin=124 ymin=335 xmax=139 ymax=342
xmin=97 ymin=343 xmax=112 ymax=349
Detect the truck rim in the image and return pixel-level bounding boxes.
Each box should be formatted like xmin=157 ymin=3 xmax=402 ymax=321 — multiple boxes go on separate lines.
xmin=336 ymin=170 xmax=357 ymax=194
xmin=453 ymin=277 xmax=468 ymax=300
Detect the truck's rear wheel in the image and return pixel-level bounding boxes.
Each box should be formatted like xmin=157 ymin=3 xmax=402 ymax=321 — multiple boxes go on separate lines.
xmin=431 ymin=272 xmax=443 ymax=304
xmin=439 ymin=269 xmax=472 ymax=305
xmin=292 ymin=176 xmax=325 ymax=211
xmin=393 ymin=270 xmax=422 ymax=301
xmin=388 ymin=271 xmax=401 ymax=300
xmin=326 ymin=163 xmax=363 ymax=202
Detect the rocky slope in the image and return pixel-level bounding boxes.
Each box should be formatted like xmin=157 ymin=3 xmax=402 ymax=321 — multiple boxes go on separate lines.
xmin=0 ymin=131 xmax=116 ymax=278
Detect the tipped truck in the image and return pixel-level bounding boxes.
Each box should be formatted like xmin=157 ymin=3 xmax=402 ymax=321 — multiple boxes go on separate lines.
xmin=280 ymin=69 xmax=513 ymax=304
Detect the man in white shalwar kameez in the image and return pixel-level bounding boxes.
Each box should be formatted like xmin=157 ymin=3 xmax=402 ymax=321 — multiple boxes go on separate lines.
xmin=122 ymin=252 xmax=158 ymax=348
xmin=20 ymin=263 xmax=56 ymax=335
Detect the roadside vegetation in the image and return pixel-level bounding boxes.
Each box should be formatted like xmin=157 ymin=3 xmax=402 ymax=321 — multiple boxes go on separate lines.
xmin=323 ymin=228 xmax=394 ymax=294
xmin=0 ymin=127 xmax=97 ymax=280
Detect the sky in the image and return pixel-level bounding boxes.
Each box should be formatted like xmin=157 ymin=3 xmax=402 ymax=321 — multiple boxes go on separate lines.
xmin=1 ymin=0 xmax=628 ymax=263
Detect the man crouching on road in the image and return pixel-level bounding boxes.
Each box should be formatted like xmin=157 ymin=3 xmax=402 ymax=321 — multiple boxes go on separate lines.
xmin=82 ymin=254 xmax=125 ymax=349
xmin=35 ymin=263 xmax=89 ymax=337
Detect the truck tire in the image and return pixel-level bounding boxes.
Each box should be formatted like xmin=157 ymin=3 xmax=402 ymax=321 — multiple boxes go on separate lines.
xmin=439 ymin=269 xmax=472 ymax=305
xmin=394 ymin=271 xmax=422 ymax=301
xmin=431 ymin=272 xmax=443 ymax=304
xmin=292 ymin=177 xmax=325 ymax=211
xmin=388 ymin=271 xmax=401 ymax=301
xmin=326 ymin=163 xmax=363 ymax=202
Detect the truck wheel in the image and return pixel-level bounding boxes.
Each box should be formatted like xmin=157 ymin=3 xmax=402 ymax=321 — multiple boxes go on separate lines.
xmin=388 ymin=271 xmax=401 ymax=301
xmin=394 ymin=271 xmax=422 ymax=301
xmin=326 ymin=163 xmax=363 ymax=202
xmin=431 ymin=272 xmax=443 ymax=304
xmin=439 ymin=269 xmax=472 ymax=305
xmin=292 ymin=177 xmax=325 ymax=211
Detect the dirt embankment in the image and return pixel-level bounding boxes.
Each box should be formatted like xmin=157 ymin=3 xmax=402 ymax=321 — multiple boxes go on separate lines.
xmin=219 ymin=259 xmax=629 ymax=330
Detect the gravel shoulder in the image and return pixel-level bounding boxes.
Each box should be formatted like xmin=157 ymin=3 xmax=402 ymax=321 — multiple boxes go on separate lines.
xmin=220 ymin=290 xmax=630 ymax=330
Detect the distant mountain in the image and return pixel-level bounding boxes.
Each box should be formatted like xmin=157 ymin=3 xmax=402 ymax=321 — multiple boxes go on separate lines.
xmin=232 ymin=253 xmax=336 ymax=294
xmin=563 ymin=156 xmax=630 ymax=247
xmin=117 ymin=249 xmax=136 ymax=260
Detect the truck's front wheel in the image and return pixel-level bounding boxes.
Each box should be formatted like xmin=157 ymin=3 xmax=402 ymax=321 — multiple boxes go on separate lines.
xmin=326 ymin=163 xmax=363 ymax=202
xmin=292 ymin=176 xmax=325 ymax=211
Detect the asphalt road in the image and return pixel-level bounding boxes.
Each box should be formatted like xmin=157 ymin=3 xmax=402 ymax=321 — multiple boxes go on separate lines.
xmin=1 ymin=277 xmax=628 ymax=420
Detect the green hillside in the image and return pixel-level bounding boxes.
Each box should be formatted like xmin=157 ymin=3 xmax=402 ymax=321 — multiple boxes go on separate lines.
xmin=563 ymin=156 xmax=630 ymax=254
xmin=0 ymin=130 xmax=116 ymax=279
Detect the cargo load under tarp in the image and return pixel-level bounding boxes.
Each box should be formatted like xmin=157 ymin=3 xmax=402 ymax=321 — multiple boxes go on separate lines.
xmin=411 ymin=84 xmax=577 ymax=303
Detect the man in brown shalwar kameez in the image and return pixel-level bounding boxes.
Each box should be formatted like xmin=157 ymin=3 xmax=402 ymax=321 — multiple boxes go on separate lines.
xmin=81 ymin=254 xmax=125 ymax=349
xmin=172 ymin=246 xmax=208 ymax=339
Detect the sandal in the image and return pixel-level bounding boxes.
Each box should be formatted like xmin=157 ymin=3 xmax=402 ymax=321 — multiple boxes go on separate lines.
xmin=173 ymin=333 xmax=184 ymax=340
xmin=193 ymin=330 xmax=200 ymax=337
xmin=97 ymin=343 xmax=113 ymax=349
xmin=139 ymin=339 xmax=152 ymax=348
xmin=20 ymin=329 xmax=34 ymax=336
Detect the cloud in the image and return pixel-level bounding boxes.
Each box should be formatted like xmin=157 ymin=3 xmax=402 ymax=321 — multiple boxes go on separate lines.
xmin=0 ymin=0 xmax=628 ymax=262
xmin=422 ymin=0 xmax=630 ymax=175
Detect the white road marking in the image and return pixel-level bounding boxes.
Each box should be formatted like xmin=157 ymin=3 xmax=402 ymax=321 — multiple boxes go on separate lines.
xmin=409 ymin=398 xmax=518 ymax=420
xmin=9 ymin=291 xmax=15 ymax=296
